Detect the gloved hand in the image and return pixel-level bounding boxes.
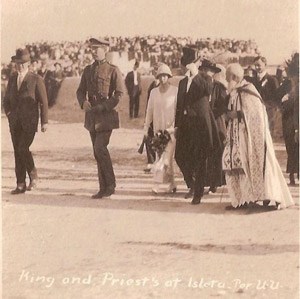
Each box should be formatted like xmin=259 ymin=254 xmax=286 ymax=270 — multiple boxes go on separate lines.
xmin=174 ymin=127 xmax=178 ymax=139
xmin=41 ymin=124 xmax=48 ymax=132
xmin=82 ymin=100 xmax=92 ymax=112
xmin=295 ymin=130 xmax=299 ymax=143
xmin=92 ymin=104 xmax=105 ymax=113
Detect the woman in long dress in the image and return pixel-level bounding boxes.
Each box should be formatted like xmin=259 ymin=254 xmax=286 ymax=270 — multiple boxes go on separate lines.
xmin=144 ymin=64 xmax=178 ymax=194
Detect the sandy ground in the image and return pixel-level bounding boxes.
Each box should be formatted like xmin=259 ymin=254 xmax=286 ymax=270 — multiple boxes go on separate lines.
xmin=1 ymin=117 xmax=299 ymax=299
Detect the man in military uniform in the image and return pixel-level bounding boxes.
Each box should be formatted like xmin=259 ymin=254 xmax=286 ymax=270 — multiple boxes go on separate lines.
xmin=77 ymin=38 xmax=124 ymax=199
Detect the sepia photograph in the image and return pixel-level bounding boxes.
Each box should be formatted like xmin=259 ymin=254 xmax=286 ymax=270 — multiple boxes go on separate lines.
xmin=1 ymin=0 xmax=299 ymax=298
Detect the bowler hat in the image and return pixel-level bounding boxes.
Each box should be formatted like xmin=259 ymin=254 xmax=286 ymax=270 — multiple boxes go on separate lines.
xmin=181 ymin=47 xmax=199 ymax=67
xmin=89 ymin=37 xmax=110 ymax=47
xmin=11 ymin=48 xmax=30 ymax=63
xmin=199 ymin=59 xmax=221 ymax=73
xmin=156 ymin=64 xmax=172 ymax=78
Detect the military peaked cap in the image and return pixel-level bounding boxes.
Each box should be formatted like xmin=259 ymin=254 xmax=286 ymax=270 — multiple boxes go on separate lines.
xmin=89 ymin=38 xmax=110 ymax=47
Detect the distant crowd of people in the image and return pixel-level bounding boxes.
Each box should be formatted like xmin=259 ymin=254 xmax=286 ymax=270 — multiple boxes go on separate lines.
xmin=1 ymin=35 xmax=260 ymax=79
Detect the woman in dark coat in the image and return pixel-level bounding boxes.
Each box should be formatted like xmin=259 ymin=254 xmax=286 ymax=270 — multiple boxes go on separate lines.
xmin=206 ymin=69 xmax=228 ymax=191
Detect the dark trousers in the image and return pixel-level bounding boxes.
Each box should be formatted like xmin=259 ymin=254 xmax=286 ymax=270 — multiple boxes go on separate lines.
xmin=193 ymin=148 xmax=208 ymax=198
xmin=10 ymin=124 xmax=36 ymax=185
xmin=129 ymin=86 xmax=140 ymax=118
xmin=90 ymin=131 xmax=115 ymax=191
xmin=175 ymin=141 xmax=195 ymax=189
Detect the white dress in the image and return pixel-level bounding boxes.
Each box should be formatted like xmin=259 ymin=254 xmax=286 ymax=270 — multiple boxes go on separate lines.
xmin=144 ymin=85 xmax=178 ymax=189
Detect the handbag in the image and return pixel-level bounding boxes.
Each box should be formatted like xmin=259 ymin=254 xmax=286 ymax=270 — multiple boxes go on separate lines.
xmin=95 ymin=109 xmax=119 ymax=132
xmin=153 ymin=152 xmax=172 ymax=183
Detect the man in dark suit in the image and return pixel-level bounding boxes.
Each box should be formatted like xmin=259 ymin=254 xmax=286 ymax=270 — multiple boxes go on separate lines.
xmin=174 ymin=47 xmax=199 ymax=199
xmin=125 ymin=61 xmax=141 ymax=118
xmin=3 ymin=48 xmax=48 ymax=194
xmin=251 ymin=56 xmax=279 ymax=138
xmin=38 ymin=57 xmax=53 ymax=107
xmin=186 ymin=59 xmax=222 ymax=204
xmin=77 ymin=38 xmax=124 ymax=199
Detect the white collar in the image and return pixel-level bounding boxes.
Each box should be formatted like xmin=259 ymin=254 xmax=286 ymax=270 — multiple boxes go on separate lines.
xmin=18 ymin=68 xmax=29 ymax=78
xmin=258 ymin=71 xmax=267 ymax=80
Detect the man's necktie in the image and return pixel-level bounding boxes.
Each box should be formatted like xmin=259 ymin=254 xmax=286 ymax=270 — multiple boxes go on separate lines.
xmin=18 ymin=73 xmax=23 ymax=90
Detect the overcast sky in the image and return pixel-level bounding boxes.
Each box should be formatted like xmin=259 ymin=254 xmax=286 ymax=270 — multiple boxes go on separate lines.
xmin=1 ymin=0 xmax=299 ymax=64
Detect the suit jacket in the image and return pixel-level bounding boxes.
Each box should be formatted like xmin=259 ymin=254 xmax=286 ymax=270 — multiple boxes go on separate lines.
xmin=186 ymin=72 xmax=221 ymax=154
xmin=77 ymin=60 xmax=124 ymax=132
xmin=249 ymin=73 xmax=279 ymax=107
xmin=3 ymin=71 xmax=48 ymax=132
xmin=125 ymin=70 xmax=141 ymax=96
xmin=174 ymin=76 xmax=188 ymax=129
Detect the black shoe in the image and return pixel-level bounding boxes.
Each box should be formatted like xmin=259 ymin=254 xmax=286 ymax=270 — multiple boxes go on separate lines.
xmin=289 ymin=173 xmax=296 ymax=185
xmin=209 ymin=186 xmax=217 ymax=193
xmin=184 ymin=188 xmax=194 ymax=199
xmin=225 ymin=205 xmax=236 ymax=210
xmin=27 ymin=179 xmax=37 ymax=191
xmin=102 ymin=187 xmax=115 ymax=198
xmin=191 ymin=196 xmax=201 ymax=205
xmin=11 ymin=185 xmax=26 ymax=195
xmin=91 ymin=190 xmax=106 ymax=199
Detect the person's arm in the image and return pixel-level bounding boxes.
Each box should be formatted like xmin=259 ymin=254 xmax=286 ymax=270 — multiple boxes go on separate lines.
xmin=212 ymin=84 xmax=228 ymax=119
xmin=76 ymin=67 xmax=88 ymax=109
xmin=144 ymin=90 xmax=154 ymax=135
xmin=3 ymin=77 xmax=12 ymax=116
xmin=124 ymin=72 xmax=130 ymax=92
xmin=36 ymin=75 xmax=49 ymax=131
xmin=294 ymin=92 xmax=299 ymax=143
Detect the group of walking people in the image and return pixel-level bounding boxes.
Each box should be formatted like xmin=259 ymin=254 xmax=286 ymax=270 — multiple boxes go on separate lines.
xmin=143 ymin=48 xmax=297 ymax=209
xmin=4 ymin=38 xmax=297 ymax=210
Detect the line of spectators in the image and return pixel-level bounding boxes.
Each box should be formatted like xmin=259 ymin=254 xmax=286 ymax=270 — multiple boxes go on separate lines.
xmin=2 ymin=35 xmax=260 ymax=78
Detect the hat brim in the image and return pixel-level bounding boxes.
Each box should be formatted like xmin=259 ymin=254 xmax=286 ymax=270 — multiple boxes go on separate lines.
xmin=199 ymin=65 xmax=221 ymax=73
xmin=156 ymin=73 xmax=172 ymax=79
xmin=11 ymin=56 xmax=30 ymax=63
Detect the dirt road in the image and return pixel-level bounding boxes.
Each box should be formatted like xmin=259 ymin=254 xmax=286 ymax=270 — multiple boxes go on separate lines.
xmin=2 ymin=118 xmax=299 ymax=299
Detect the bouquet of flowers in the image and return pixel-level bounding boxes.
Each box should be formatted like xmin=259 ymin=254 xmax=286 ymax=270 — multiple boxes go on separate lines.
xmin=150 ymin=130 xmax=171 ymax=157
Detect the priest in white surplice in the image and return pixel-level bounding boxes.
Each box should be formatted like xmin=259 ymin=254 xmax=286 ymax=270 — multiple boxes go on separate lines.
xmin=222 ymin=63 xmax=294 ymax=209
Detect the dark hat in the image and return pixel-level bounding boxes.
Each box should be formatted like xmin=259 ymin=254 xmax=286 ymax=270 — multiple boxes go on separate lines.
xmin=11 ymin=48 xmax=30 ymax=63
xmin=89 ymin=37 xmax=110 ymax=47
xmin=199 ymin=59 xmax=221 ymax=73
xmin=181 ymin=47 xmax=198 ymax=67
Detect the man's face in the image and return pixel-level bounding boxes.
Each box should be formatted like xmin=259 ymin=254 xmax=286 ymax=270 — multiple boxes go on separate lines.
xmin=186 ymin=63 xmax=198 ymax=76
xmin=254 ymin=59 xmax=266 ymax=74
xmin=158 ymin=74 xmax=169 ymax=85
xmin=226 ymin=71 xmax=238 ymax=92
xmin=181 ymin=64 xmax=188 ymax=74
xmin=91 ymin=45 xmax=109 ymax=61
xmin=16 ymin=61 xmax=29 ymax=72
xmin=225 ymin=70 xmax=232 ymax=83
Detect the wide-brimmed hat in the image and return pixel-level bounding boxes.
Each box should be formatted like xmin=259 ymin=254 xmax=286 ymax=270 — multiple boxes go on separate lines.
xmin=156 ymin=64 xmax=172 ymax=78
xmin=199 ymin=59 xmax=221 ymax=73
xmin=11 ymin=48 xmax=30 ymax=63
xmin=89 ymin=37 xmax=110 ymax=47
xmin=181 ymin=47 xmax=199 ymax=67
